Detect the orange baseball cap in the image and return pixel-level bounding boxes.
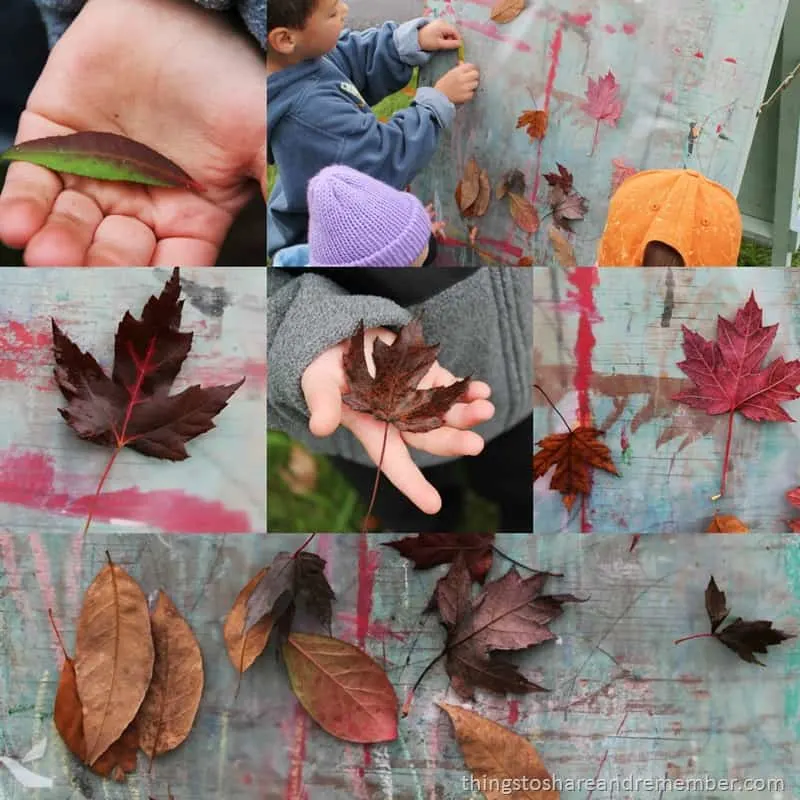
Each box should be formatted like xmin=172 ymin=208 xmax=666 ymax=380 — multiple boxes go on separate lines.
xmin=597 ymin=169 xmax=742 ymax=266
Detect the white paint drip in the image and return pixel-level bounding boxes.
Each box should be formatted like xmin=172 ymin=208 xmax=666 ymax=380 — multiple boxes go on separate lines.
xmin=370 ymin=745 xmax=393 ymax=799
xmin=217 ymin=710 xmax=230 ymax=795
xmin=402 ymin=562 xmax=410 ymax=611
xmin=395 ymin=729 xmax=424 ymax=800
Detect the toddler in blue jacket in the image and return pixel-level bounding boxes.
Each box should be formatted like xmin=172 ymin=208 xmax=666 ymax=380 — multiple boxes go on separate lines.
xmin=267 ymin=0 xmax=480 ymax=262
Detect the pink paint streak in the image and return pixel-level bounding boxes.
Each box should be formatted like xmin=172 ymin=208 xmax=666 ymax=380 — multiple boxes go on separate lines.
xmin=0 ymin=449 xmax=251 ymax=532
xmin=458 ymin=19 xmax=532 ymax=52
xmin=622 ymin=22 xmax=637 ymax=35
xmin=567 ymin=268 xmax=600 ymax=532
xmin=28 ymin=533 xmax=64 ymax=663
xmin=604 ymin=24 xmax=616 ymax=33
xmin=355 ymin=533 xmax=378 ymax=648
xmin=507 ymin=700 xmax=520 ymax=724
xmin=283 ymin=706 xmax=309 ymax=800
xmin=724 ymin=56 xmax=737 ymax=64
xmin=565 ymin=12 xmax=592 ymax=27
xmin=0 ymin=535 xmax=33 ymax=622
xmin=664 ymin=89 xmax=676 ymax=103
xmin=0 ymin=321 xmax=50 ymax=382
xmin=694 ymin=50 xmax=704 ymax=59
xmin=337 ymin=613 xmax=405 ymax=642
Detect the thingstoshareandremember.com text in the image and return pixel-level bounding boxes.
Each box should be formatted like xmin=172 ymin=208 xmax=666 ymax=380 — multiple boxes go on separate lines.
xmin=462 ymin=775 xmax=786 ymax=794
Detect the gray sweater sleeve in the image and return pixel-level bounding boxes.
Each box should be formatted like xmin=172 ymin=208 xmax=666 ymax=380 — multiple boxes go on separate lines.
xmin=268 ymin=268 xmax=533 ymax=468
xmin=33 ymin=0 xmax=266 ymax=48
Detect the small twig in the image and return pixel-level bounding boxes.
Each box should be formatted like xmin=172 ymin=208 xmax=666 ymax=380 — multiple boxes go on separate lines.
xmin=292 ymin=533 xmax=316 ymax=557
xmin=674 ymin=632 xmax=714 ymax=645
xmin=757 ymin=60 xmax=800 ymax=116
xmin=361 ymin=422 xmax=390 ymax=534
xmin=534 ymin=384 xmax=573 ymax=433
xmin=492 ymin=545 xmax=562 ymax=576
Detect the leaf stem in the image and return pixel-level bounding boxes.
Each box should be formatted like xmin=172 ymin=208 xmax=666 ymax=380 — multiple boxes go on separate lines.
xmin=292 ymin=533 xmax=316 ymax=557
xmin=80 ymin=446 xmax=121 ymax=537
xmin=718 ymin=409 xmax=735 ymax=498
xmin=491 ymin=545 xmax=562 ymax=576
xmin=406 ymin=646 xmax=448 ymax=714
xmin=47 ymin=608 xmax=69 ymax=659
xmin=361 ymin=422 xmax=390 ymax=535
xmin=673 ymin=632 xmax=714 ymax=645
xmin=534 ymin=384 xmax=573 ymax=433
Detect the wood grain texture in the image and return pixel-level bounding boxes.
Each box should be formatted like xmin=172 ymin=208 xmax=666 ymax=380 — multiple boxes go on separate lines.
xmin=535 ymin=267 xmax=800 ymax=533
xmin=1 ymin=533 xmax=798 ymax=798
xmin=0 ymin=268 xmax=266 ymax=534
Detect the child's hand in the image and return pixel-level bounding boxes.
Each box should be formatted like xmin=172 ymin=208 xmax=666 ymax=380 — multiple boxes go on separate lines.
xmin=418 ymin=20 xmax=462 ymax=52
xmin=301 ymin=326 xmax=495 ymax=515
xmin=0 ymin=0 xmax=265 ymax=266
xmin=434 ymin=63 xmax=480 ymax=105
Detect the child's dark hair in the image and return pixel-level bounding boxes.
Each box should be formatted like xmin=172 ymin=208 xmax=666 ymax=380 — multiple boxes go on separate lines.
xmin=268 ymin=0 xmax=318 ymax=32
xmin=642 ymin=241 xmax=685 ymax=266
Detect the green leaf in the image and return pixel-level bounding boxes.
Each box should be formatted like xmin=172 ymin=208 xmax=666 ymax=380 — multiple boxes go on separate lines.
xmin=1 ymin=132 xmax=204 ymax=191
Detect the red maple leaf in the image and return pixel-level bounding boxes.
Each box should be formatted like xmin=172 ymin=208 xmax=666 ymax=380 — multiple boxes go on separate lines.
xmin=383 ymin=533 xmax=495 ymax=583
xmin=543 ymin=163 xmax=574 ymax=194
xmin=785 ymin=489 xmax=800 ymax=532
xmin=673 ymin=291 xmax=800 ymax=496
xmin=581 ymin=70 xmax=623 ymax=156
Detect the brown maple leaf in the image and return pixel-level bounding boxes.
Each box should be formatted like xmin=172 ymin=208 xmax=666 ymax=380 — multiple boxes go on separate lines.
xmin=675 ymin=576 xmax=794 ymax=665
xmin=52 ymin=267 xmax=244 ymax=535
xmin=516 ymin=109 xmax=549 ymax=140
xmin=384 ymin=533 xmax=495 ymax=583
xmin=547 ymin=184 xmax=589 ymax=232
xmin=342 ymin=317 xmax=471 ymax=433
xmin=786 ymin=488 xmax=800 ymax=532
xmin=706 ymin=513 xmax=748 ymax=533
xmin=543 ymin=163 xmax=573 ymax=193
xmin=534 ymin=426 xmax=620 ymax=511
xmin=435 ymin=554 xmax=581 ymax=699
xmin=496 ymin=168 xmax=526 ymax=200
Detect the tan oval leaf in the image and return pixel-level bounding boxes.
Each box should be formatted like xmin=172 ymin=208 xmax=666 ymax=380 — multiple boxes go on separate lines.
xmin=464 ymin=169 xmax=491 ymax=218
xmin=508 ymin=192 xmax=540 ymax=233
xmin=75 ymin=560 xmax=154 ymax=766
xmin=491 ymin=0 xmax=525 ymax=24
xmin=458 ymin=158 xmax=481 ymax=211
xmin=548 ymin=225 xmax=577 ymax=267
xmin=283 ymin=633 xmax=398 ymax=744
xmin=439 ymin=702 xmax=559 ymax=799
xmin=223 ymin=567 xmax=274 ymax=673
xmin=706 ymin=513 xmax=749 ymax=533
xmin=135 ymin=591 xmax=204 ymax=759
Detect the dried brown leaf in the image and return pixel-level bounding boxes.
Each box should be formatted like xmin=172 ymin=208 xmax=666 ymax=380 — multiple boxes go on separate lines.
xmin=223 ymin=567 xmax=275 ymax=673
xmin=706 ymin=513 xmax=749 ymax=534
xmin=508 ymin=192 xmax=539 ymax=233
xmin=548 ymin=226 xmax=577 ymax=267
xmin=490 ymin=0 xmax=526 ymax=24
xmin=456 ymin=158 xmax=481 ymax=211
xmin=516 ymin=109 xmax=549 ymax=140
xmin=135 ymin=591 xmax=204 ymax=759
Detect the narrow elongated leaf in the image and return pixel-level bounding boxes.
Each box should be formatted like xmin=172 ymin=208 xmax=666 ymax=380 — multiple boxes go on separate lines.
xmin=439 ymin=703 xmax=559 ymax=800
xmin=283 ymin=633 xmax=398 ymax=743
xmin=224 ymin=567 xmax=275 ymax=673
xmin=1 ymin=132 xmax=204 ymax=191
xmin=74 ymin=560 xmax=154 ymax=766
xmin=135 ymin=591 xmax=204 ymax=759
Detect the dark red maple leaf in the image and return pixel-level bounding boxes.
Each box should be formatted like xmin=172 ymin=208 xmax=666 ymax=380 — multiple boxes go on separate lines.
xmin=52 ymin=267 xmax=244 ymax=534
xmin=435 ymin=554 xmax=583 ymax=699
xmin=675 ymin=576 xmax=794 ymax=665
xmin=673 ymin=291 xmax=800 ymax=496
xmin=581 ymin=70 xmax=623 ymax=155
xmin=383 ymin=533 xmax=495 ymax=583
xmin=543 ymin=163 xmax=573 ymax=194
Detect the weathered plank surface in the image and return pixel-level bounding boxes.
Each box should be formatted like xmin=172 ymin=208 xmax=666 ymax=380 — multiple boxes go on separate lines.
xmin=1 ymin=533 xmax=798 ymax=798
xmin=534 ymin=267 xmax=800 ymax=533
xmin=0 ymin=268 xmax=266 ymax=533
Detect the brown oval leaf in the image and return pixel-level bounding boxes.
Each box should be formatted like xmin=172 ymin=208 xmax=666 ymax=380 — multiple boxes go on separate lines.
xmin=283 ymin=633 xmax=398 ymax=744
xmin=548 ymin=225 xmax=577 ymax=267
xmin=75 ymin=560 xmax=154 ymax=766
xmin=706 ymin=513 xmax=749 ymax=533
xmin=464 ymin=168 xmax=491 ymax=218
xmin=490 ymin=0 xmax=526 ymax=24
xmin=508 ymin=192 xmax=540 ymax=233
xmin=439 ymin=703 xmax=559 ymax=800
xmin=458 ymin=158 xmax=481 ymax=211
xmin=1 ymin=131 xmax=204 ymax=191
xmin=135 ymin=591 xmax=204 ymax=759
xmin=223 ymin=567 xmax=274 ymax=673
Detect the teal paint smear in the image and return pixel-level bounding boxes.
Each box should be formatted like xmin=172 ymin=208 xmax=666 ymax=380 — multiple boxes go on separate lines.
xmin=782 ymin=539 xmax=800 ymax=737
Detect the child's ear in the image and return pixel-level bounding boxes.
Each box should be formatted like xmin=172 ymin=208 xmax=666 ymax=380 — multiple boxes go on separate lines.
xmin=267 ymin=27 xmax=297 ymax=55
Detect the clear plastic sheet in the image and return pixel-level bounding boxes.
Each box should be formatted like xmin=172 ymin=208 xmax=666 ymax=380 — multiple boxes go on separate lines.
xmin=413 ymin=0 xmax=789 ymax=265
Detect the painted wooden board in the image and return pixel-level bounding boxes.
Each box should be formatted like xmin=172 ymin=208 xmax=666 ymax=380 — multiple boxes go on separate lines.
xmin=1 ymin=533 xmax=799 ymax=798
xmin=0 ymin=268 xmax=266 ymax=534
xmin=533 ymin=266 xmax=800 ymax=533
xmin=414 ymin=0 xmax=789 ymax=266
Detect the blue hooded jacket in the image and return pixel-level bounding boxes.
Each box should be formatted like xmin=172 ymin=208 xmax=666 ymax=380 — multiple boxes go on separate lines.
xmin=267 ymin=19 xmax=456 ymax=258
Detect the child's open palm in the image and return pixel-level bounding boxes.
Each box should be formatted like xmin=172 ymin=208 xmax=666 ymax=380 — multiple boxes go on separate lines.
xmin=301 ymin=326 xmax=495 ymax=515
xmin=0 ymin=0 xmax=266 ymax=266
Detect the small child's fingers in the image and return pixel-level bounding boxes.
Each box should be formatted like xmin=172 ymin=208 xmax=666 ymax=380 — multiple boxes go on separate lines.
xmin=0 ymin=162 xmax=62 ymax=250
xmin=441 ymin=398 xmax=494 ymax=430
xmin=302 ymin=376 xmax=343 ymax=437
xmin=404 ymin=427 xmax=485 ymax=458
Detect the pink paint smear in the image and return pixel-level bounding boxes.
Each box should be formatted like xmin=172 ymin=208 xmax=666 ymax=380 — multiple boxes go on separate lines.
xmin=459 ymin=19 xmax=532 ymax=52
xmin=0 ymin=449 xmax=251 ymax=532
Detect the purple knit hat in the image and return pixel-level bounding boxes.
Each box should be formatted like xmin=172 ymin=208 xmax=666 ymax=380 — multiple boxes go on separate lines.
xmin=307 ymin=166 xmax=431 ymax=266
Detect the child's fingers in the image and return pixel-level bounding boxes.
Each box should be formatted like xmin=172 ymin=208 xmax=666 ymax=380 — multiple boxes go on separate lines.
xmin=302 ymin=376 xmax=343 ymax=437
xmin=440 ymin=398 xmax=494 ymax=430
xmin=343 ymin=412 xmax=442 ymax=514
xmin=84 ymin=215 xmax=157 ymax=267
xmin=404 ymin=427 xmax=485 ymax=458
xmin=0 ymin=162 xmax=62 ymax=251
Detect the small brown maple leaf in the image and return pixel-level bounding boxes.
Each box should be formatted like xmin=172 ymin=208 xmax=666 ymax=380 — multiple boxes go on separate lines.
xmin=786 ymin=488 xmax=800 ymax=531
xmin=543 ymin=163 xmax=573 ymax=193
xmin=342 ymin=318 xmax=471 ymax=433
xmin=706 ymin=513 xmax=748 ymax=533
xmin=516 ymin=109 xmax=549 ymax=140
xmin=534 ymin=426 xmax=620 ymax=511
xmin=384 ymin=533 xmax=496 ymax=583
xmin=675 ymin=576 xmax=794 ymax=665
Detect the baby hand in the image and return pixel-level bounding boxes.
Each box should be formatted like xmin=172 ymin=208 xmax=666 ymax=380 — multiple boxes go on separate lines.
xmin=301 ymin=325 xmax=495 ymax=514
xmin=418 ymin=19 xmax=462 ymax=52
xmin=434 ymin=62 xmax=480 ymax=105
